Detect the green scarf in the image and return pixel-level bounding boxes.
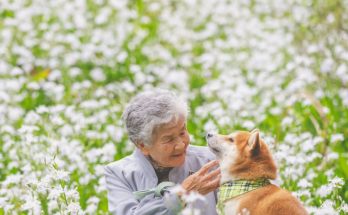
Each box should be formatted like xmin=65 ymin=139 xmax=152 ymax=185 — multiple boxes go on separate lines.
xmin=217 ymin=179 xmax=271 ymax=215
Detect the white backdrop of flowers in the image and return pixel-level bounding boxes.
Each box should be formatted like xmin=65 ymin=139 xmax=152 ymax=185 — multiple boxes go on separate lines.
xmin=0 ymin=0 xmax=347 ymax=214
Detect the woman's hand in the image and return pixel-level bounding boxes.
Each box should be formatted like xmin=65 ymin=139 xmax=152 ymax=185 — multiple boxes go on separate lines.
xmin=181 ymin=160 xmax=221 ymax=195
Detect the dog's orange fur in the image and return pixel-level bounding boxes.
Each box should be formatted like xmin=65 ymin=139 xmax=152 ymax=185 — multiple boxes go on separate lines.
xmin=212 ymin=130 xmax=308 ymax=215
xmin=227 ymin=131 xmax=277 ymax=181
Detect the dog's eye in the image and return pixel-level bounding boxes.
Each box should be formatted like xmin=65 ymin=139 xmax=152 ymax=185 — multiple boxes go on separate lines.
xmin=229 ymin=137 xmax=234 ymax=142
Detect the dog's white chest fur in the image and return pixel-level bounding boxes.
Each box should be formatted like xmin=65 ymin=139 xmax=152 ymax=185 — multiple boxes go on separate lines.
xmin=223 ymin=199 xmax=240 ymax=215
xmin=220 ymin=143 xmax=238 ymax=184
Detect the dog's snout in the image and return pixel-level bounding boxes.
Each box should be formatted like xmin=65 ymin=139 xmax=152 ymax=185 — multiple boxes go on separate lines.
xmin=206 ymin=133 xmax=214 ymax=139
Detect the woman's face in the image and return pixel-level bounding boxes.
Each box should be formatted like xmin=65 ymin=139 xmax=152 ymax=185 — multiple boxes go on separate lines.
xmin=139 ymin=115 xmax=190 ymax=167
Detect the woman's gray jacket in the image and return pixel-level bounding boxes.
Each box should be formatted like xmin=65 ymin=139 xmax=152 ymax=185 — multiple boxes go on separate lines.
xmin=104 ymin=145 xmax=218 ymax=215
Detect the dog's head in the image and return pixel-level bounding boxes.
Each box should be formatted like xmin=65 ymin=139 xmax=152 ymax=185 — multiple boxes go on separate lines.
xmin=206 ymin=129 xmax=277 ymax=182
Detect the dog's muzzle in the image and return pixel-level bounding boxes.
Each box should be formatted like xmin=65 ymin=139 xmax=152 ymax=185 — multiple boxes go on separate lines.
xmin=206 ymin=133 xmax=221 ymax=154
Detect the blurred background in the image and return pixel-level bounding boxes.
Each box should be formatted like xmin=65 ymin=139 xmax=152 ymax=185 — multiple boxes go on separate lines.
xmin=0 ymin=0 xmax=347 ymax=214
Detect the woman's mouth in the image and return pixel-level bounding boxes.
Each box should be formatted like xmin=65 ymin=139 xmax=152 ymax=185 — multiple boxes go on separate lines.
xmin=172 ymin=152 xmax=185 ymax=157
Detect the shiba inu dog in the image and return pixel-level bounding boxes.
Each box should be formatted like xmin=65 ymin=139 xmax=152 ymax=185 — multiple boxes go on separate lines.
xmin=206 ymin=129 xmax=308 ymax=215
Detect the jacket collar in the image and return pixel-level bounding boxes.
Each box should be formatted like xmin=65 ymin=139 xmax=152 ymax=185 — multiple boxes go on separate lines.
xmin=133 ymin=147 xmax=190 ymax=185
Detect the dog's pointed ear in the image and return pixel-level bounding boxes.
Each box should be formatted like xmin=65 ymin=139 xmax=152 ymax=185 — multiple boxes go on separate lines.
xmin=248 ymin=130 xmax=260 ymax=154
xmin=250 ymin=129 xmax=259 ymax=134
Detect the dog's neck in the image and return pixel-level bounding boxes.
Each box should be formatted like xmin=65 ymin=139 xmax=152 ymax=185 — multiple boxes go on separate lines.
xmin=219 ymin=157 xmax=277 ymax=184
xmin=220 ymin=168 xmax=276 ymax=185
xmin=220 ymin=156 xmax=238 ymax=184
xmin=220 ymin=175 xmax=269 ymax=185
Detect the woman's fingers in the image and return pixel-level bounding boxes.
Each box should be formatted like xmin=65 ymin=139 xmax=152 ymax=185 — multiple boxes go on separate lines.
xmin=206 ymin=174 xmax=221 ymax=189
xmin=182 ymin=160 xmax=220 ymax=195
xmin=198 ymin=160 xmax=219 ymax=175
xmin=203 ymin=168 xmax=221 ymax=181
xmin=200 ymin=175 xmax=221 ymax=195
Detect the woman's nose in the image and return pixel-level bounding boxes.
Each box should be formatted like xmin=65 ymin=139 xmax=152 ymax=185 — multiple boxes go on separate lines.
xmin=175 ymin=138 xmax=187 ymax=150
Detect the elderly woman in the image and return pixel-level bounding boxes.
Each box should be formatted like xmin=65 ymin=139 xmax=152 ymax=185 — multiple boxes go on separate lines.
xmin=104 ymin=89 xmax=220 ymax=215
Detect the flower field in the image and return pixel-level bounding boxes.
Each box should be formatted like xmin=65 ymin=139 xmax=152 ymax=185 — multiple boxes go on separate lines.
xmin=0 ymin=0 xmax=347 ymax=214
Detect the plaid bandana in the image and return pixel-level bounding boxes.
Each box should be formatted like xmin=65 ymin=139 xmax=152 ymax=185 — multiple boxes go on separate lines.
xmin=217 ymin=179 xmax=271 ymax=215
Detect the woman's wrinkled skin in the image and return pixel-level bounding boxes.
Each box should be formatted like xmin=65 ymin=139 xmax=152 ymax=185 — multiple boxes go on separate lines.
xmin=138 ymin=115 xmax=221 ymax=195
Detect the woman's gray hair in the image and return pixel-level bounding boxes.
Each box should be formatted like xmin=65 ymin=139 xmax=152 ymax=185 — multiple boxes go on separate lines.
xmin=122 ymin=89 xmax=188 ymax=146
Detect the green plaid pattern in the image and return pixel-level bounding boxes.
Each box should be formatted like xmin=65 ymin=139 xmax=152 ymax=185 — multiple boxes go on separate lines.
xmin=217 ymin=179 xmax=271 ymax=215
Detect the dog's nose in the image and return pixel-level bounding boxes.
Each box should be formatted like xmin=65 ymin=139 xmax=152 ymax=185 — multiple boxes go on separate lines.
xmin=206 ymin=133 xmax=214 ymax=139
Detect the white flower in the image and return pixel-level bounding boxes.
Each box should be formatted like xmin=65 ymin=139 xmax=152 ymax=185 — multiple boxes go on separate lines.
xmin=329 ymin=177 xmax=344 ymax=188
xmin=302 ymin=139 xmax=315 ymax=152
xmin=36 ymin=105 xmax=49 ymax=114
xmin=331 ymin=134 xmax=344 ymax=143
xmin=341 ymin=203 xmax=348 ymax=213
xmin=67 ymin=202 xmax=82 ymax=214
xmin=96 ymin=177 xmax=107 ymax=192
xmin=298 ymin=179 xmax=312 ymax=188
xmin=181 ymin=191 xmax=206 ymax=204
xmin=48 ymin=188 xmax=63 ymax=200
xmin=21 ymin=196 xmax=41 ymax=214
xmin=0 ymin=197 xmax=8 ymax=207
xmin=24 ymin=111 xmax=41 ymax=124
xmin=169 ymin=185 xmax=186 ymax=195
xmin=106 ymin=125 xmax=124 ymax=142
xmin=70 ymin=67 xmax=82 ymax=77
xmin=48 ymin=200 xmax=59 ymax=211
xmin=2 ymin=174 xmax=22 ymax=186
xmin=91 ymin=68 xmax=106 ymax=82
xmin=319 ymin=200 xmax=337 ymax=215
xmin=55 ymin=170 xmax=70 ymax=181
xmin=242 ymin=120 xmax=255 ymax=130
xmin=270 ymin=107 xmax=282 ymax=115
xmin=281 ymin=116 xmax=293 ymax=127
xmin=204 ymin=120 xmax=217 ymax=132
xmin=327 ymin=152 xmax=339 ymax=160
xmin=101 ymin=143 xmax=116 ymax=161
xmin=293 ymin=190 xmax=311 ymax=198
xmin=316 ymin=184 xmax=332 ymax=198
xmin=321 ymin=58 xmax=334 ymax=73
xmin=327 ymin=14 xmax=335 ymax=23
xmin=65 ymin=188 xmax=80 ymax=200
xmin=85 ymin=197 xmax=100 ymax=214
xmin=117 ymin=51 xmax=128 ymax=63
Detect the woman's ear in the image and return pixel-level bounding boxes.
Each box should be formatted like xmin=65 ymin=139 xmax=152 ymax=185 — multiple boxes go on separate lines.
xmin=137 ymin=142 xmax=150 ymax=155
